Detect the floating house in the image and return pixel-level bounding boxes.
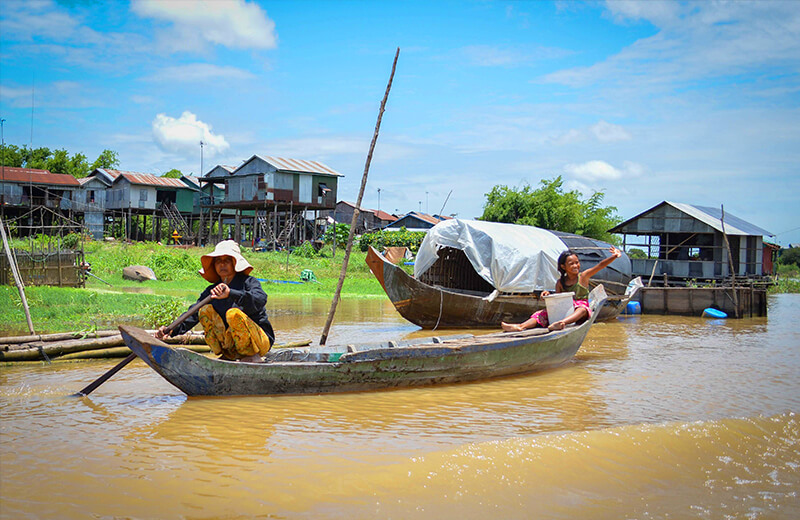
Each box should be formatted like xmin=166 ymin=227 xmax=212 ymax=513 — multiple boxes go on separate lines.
xmin=610 ymin=201 xmax=774 ymax=286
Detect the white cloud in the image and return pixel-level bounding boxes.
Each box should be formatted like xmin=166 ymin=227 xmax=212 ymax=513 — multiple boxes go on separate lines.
xmin=590 ymin=120 xmax=631 ymax=142
xmin=565 ymin=160 xmax=623 ymax=181
xmin=459 ymin=44 xmax=573 ymax=67
xmin=0 ymin=0 xmax=83 ymax=41
xmin=564 ymin=159 xmax=645 ymax=183
xmin=604 ymin=0 xmax=681 ymax=26
xmin=548 ymin=128 xmax=584 ymax=145
xmin=145 ymin=63 xmax=255 ymax=83
xmin=152 ymin=111 xmax=229 ymax=156
xmin=131 ymin=0 xmax=277 ymax=52
xmin=544 ymin=1 xmax=800 ymax=91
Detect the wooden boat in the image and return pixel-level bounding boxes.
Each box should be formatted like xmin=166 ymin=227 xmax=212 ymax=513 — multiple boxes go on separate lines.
xmin=366 ymin=246 xmax=639 ymax=328
xmin=118 ymin=287 xmax=606 ymax=396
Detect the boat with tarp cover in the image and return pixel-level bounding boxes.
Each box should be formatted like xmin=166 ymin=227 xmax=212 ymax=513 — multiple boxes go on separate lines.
xmin=118 ymin=286 xmax=606 ymax=396
xmin=366 ymin=219 xmax=639 ymax=329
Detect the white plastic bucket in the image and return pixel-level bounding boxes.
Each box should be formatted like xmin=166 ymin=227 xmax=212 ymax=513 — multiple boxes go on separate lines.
xmin=544 ymin=292 xmax=575 ymax=323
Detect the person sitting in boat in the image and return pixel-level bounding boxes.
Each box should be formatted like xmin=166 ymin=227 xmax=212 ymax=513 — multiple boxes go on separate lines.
xmin=501 ymin=247 xmax=622 ymax=332
xmin=155 ymin=240 xmax=275 ymax=362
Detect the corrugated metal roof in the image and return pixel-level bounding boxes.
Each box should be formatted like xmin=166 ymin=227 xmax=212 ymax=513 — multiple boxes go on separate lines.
xmin=181 ymin=175 xmax=201 ymax=188
xmin=372 ymin=210 xmax=397 ymax=222
xmin=95 ymin=168 xmax=122 ymax=181
xmin=260 ymin=155 xmax=342 ymax=176
xmin=0 ymin=167 xmax=81 ymax=187
xmin=117 ymin=172 xmax=189 ymax=188
xmin=668 ymin=201 xmax=773 ymax=236
xmin=610 ymin=201 xmax=773 ymax=237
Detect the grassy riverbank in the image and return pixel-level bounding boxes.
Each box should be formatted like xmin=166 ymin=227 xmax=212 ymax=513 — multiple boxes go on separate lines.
xmin=0 ymin=240 xmax=391 ymax=335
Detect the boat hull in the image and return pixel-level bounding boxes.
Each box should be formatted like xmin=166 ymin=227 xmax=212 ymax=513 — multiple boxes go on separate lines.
xmin=366 ymin=246 xmax=631 ymax=328
xmin=119 ymin=292 xmax=603 ymax=397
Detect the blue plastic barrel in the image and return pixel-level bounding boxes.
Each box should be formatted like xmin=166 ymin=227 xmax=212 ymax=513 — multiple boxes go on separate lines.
xmin=702 ymin=307 xmax=727 ymax=319
xmin=624 ymin=301 xmax=641 ymax=315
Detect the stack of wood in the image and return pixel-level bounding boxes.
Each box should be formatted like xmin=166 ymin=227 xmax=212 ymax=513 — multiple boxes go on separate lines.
xmin=0 ymin=330 xmax=312 ymax=362
xmin=0 ymin=330 xmax=209 ymax=362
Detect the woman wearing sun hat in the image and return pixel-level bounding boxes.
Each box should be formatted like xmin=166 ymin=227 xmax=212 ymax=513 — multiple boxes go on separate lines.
xmin=156 ymin=240 xmax=275 ymax=362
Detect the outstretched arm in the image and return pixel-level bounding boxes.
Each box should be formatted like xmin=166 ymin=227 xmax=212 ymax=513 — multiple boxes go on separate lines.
xmin=579 ymin=247 xmax=622 ymax=285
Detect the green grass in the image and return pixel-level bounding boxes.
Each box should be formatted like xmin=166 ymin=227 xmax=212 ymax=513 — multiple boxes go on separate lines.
xmin=0 ymin=240 xmax=388 ymax=334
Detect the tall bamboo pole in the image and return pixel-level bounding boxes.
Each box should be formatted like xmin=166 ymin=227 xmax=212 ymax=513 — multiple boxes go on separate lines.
xmin=0 ymin=217 xmax=35 ymax=334
xmin=319 ymin=48 xmax=399 ymax=346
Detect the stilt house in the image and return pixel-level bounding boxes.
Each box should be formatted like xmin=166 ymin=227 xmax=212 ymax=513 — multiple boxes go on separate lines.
xmin=198 ymin=155 xmax=342 ymax=248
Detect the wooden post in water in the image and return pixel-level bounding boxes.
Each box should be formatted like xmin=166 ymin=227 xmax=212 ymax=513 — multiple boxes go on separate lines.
xmin=720 ymin=205 xmax=739 ymax=318
xmin=319 ymin=48 xmax=400 ymax=346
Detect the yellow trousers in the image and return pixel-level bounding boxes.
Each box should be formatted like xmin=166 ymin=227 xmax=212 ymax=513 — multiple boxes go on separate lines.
xmin=198 ymin=305 xmax=272 ymax=360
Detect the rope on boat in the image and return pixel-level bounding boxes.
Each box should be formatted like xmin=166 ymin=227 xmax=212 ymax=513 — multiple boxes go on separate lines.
xmin=433 ymin=289 xmax=443 ymax=331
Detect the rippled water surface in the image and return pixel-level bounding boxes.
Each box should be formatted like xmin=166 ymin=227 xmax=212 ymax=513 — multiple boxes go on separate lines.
xmin=1 ymin=294 xmax=799 ymax=519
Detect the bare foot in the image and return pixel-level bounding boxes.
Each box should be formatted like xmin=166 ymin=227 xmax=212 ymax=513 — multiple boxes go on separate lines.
xmin=238 ymin=354 xmax=263 ymax=363
xmin=501 ymin=322 xmax=523 ymax=332
xmin=547 ymin=321 xmax=565 ymax=332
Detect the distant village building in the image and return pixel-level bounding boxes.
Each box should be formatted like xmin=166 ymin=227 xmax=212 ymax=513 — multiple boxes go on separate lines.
xmin=383 ymin=211 xmax=451 ymax=232
xmin=322 ymin=201 xmax=397 ymax=232
xmin=98 ymin=169 xmax=196 ymax=241
xmin=0 ymin=166 xmax=80 ymax=209
xmin=0 ymin=166 xmax=81 ymax=235
xmin=73 ymin=175 xmax=110 ymax=239
xmin=609 ymin=201 xmax=774 ymax=285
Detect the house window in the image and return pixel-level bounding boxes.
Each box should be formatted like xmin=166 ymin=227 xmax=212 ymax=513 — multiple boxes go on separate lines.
xmin=140 ymin=190 xmax=148 ymax=201
xmin=318 ymin=183 xmax=331 ymax=196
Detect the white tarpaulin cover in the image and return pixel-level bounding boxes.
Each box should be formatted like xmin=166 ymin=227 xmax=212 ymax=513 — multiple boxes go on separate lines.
xmin=414 ymin=219 xmax=567 ymax=293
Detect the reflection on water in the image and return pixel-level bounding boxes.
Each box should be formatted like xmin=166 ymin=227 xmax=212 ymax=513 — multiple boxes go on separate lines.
xmin=1 ymin=294 xmax=799 ymax=519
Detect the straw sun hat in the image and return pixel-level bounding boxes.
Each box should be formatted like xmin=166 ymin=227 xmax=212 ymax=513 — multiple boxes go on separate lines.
xmin=199 ymin=240 xmax=253 ymax=283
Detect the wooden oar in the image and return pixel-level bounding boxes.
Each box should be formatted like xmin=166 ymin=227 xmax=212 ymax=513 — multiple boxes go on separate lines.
xmin=74 ymin=295 xmax=213 ymax=397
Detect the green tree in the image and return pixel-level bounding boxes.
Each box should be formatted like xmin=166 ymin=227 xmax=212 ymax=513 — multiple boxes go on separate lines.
xmin=45 ymin=149 xmax=89 ymax=177
xmin=91 ymin=149 xmax=119 ymax=170
xmin=778 ymin=247 xmax=800 ymax=268
xmin=162 ymin=168 xmax=183 ymax=178
xmin=480 ymin=176 xmax=622 ymax=242
xmin=24 ymin=146 xmax=53 ymax=169
xmin=0 ymin=144 xmax=27 ymax=167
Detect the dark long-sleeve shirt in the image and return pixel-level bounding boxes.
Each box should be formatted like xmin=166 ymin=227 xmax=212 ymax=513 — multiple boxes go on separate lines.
xmin=172 ymin=273 xmax=275 ymax=343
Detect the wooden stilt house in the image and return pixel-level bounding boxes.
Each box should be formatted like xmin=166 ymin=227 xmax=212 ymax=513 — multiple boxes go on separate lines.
xmin=198 ymin=155 xmax=342 ymax=249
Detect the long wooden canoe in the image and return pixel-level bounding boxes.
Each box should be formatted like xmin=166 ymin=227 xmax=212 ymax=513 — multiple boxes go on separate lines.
xmin=366 ymin=246 xmax=636 ymax=329
xmin=119 ymin=287 xmax=606 ymax=396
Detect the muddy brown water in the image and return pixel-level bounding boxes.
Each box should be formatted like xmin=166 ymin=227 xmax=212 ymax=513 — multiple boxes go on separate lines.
xmin=1 ymin=294 xmax=798 ymax=519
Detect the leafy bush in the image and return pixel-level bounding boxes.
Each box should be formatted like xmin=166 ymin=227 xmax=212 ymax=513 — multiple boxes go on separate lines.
xmin=323 ymin=223 xmax=352 ymax=248
xmin=142 ymin=297 xmax=188 ymax=328
xmin=292 ymin=241 xmax=320 ymax=258
xmin=778 ymin=247 xmax=800 ymax=269
xmin=776 ymin=263 xmax=799 ymax=278
xmin=359 ymin=228 xmax=427 ymax=253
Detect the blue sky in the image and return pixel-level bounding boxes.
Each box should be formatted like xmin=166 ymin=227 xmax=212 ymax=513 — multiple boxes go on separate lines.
xmin=1 ymin=0 xmax=798 ymax=245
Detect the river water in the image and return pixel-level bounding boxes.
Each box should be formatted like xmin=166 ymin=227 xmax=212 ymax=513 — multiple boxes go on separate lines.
xmin=1 ymin=294 xmax=798 ymax=519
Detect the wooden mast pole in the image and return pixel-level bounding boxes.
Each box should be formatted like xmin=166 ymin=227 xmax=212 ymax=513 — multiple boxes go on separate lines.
xmin=319 ymin=47 xmax=399 ymax=346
